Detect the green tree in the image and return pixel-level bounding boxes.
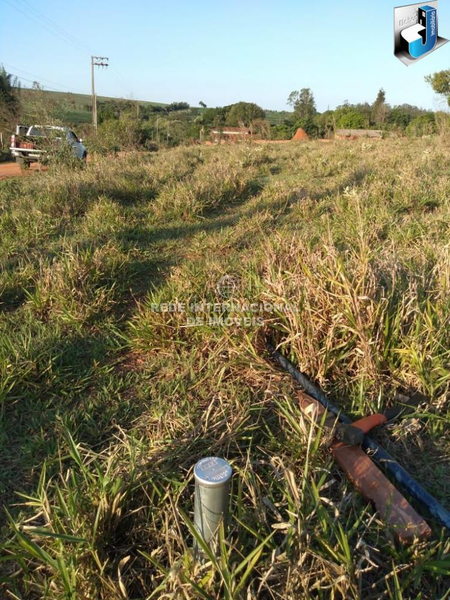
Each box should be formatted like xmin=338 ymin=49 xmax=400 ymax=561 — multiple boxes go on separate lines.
xmin=386 ymin=103 xmax=429 ymax=132
xmin=0 ymin=66 xmax=20 ymax=138
xmin=334 ymin=106 xmax=367 ymax=129
xmin=97 ymin=99 xmax=135 ymax=124
xmin=226 ymin=102 xmax=266 ymax=128
xmin=166 ymin=102 xmax=190 ymax=112
xmin=202 ymin=107 xmax=228 ymax=128
xmin=372 ymin=88 xmax=387 ymax=125
xmin=270 ymin=124 xmax=293 ymax=140
xmin=388 ymin=106 xmax=413 ymax=130
xmin=294 ymin=116 xmax=318 ymax=138
xmin=425 ymin=69 xmax=450 ymax=105
xmin=353 ymin=102 xmax=373 ymax=125
xmin=287 ymin=88 xmax=316 ymax=119
xmin=314 ymin=110 xmax=334 ymax=138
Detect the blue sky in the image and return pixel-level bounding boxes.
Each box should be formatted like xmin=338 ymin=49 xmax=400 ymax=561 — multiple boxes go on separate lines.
xmin=1 ymin=0 xmax=450 ymax=111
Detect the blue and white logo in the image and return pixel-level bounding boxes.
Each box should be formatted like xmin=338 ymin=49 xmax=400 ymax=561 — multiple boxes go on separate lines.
xmin=394 ymin=2 xmax=448 ymax=65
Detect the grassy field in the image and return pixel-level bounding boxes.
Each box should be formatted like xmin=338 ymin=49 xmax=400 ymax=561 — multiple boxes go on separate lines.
xmin=0 ymin=138 xmax=449 ymax=598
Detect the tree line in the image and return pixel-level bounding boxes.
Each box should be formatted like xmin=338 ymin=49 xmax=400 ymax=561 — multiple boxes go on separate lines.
xmin=280 ymin=86 xmax=440 ymax=139
xmin=1 ymin=64 xmax=450 ymax=155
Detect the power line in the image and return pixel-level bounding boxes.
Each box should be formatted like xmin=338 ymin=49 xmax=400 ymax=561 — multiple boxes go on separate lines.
xmin=3 ymin=0 xmax=88 ymax=55
xmin=2 ymin=62 xmax=89 ymax=95
xmin=7 ymin=72 xmax=76 ymax=94
xmin=3 ymin=3 xmax=137 ymax=105
xmin=16 ymin=0 xmax=93 ymax=54
xmin=110 ymin=66 xmax=133 ymax=96
xmin=16 ymin=0 xmax=92 ymax=52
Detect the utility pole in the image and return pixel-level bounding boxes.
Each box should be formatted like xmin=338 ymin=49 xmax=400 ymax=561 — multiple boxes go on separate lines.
xmin=91 ymin=56 xmax=109 ymax=131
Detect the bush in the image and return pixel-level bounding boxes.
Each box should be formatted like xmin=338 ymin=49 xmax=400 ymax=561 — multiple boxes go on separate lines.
xmin=388 ymin=107 xmax=413 ymax=130
xmin=435 ymin=111 xmax=450 ymax=136
xmin=314 ymin=111 xmax=334 ymax=138
xmin=406 ymin=113 xmax=436 ymax=137
xmin=334 ymin=108 xmax=368 ymax=129
xmin=88 ymin=114 xmax=153 ymax=154
xmin=270 ymin=124 xmax=293 ymax=140
xmin=294 ymin=116 xmax=319 ymax=138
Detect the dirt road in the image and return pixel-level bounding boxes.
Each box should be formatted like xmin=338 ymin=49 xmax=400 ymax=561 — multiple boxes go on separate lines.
xmin=0 ymin=161 xmax=47 ymax=181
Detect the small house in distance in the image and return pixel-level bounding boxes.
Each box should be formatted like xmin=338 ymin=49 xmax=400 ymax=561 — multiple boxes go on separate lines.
xmin=211 ymin=126 xmax=251 ymax=143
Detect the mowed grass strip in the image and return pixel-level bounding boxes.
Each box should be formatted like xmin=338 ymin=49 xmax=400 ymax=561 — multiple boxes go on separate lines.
xmin=0 ymin=139 xmax=450 ymax=598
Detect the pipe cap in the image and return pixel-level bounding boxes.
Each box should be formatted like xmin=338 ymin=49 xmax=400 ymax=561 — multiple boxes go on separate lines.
xmin=194 ymin=457 xmax=232 ymax=488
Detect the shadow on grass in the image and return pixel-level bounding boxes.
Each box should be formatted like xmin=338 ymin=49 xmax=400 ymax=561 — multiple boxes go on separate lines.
xmin=0 ymin=326 xmax=150 ymax=512
xmin=0 ymin=177 xmax=268 ymax=511
xmin=0 ymin=164 xmax=373 ymax=515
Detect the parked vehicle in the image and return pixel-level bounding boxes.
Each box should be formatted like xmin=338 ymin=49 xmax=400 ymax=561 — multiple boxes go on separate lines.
xmin=9 ymin=125 xmax=87 ymax=169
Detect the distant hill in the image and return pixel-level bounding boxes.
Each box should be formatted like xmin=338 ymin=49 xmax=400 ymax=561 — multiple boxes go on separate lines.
xmin=20 ymin=88 xmax=167 ymax=125
xmin=19 ymin=88 xmax=292 ymax=126
xmin=265 ymin=110 xmax=292 ymax=125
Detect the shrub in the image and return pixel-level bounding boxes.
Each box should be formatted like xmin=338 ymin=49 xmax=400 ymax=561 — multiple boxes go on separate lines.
xmin=294 ymin=116 xmax=319 ymax=138
xmin=334 ymin=108 xmax=368 ymax=129
xmin=270 ymin=124 xmax=293 ymax=140
xmin=89 ymin=114 xmax=152 ymax=154
xmin=406 ymin=113 xmax=437 ymax=137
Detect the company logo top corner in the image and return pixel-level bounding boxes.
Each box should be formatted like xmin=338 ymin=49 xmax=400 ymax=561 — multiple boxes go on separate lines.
xmin=394 ymin=2 xmax=448 ymax=65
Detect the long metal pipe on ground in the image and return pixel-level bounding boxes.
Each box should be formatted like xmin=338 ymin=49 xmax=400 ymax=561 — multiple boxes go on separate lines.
xmin=268 ymin=343 xmax=450 ymax=531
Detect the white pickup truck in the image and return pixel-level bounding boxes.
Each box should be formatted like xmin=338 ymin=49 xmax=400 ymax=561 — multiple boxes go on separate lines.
xmin=10 ymin=125 xmax=87 ymax=169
